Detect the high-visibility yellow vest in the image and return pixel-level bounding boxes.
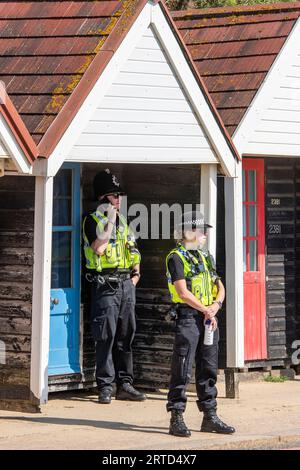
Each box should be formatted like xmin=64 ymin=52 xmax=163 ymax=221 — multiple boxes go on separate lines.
xmin=82 ymin=211 xmax=141 ymax=272
xmin=166 ymin=244 xmax=218 ymax=306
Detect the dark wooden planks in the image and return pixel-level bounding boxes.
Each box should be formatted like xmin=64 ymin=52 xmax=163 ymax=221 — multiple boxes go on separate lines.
xmin=264 ymin=158 xmax=300 ymax=363
xmin=0 ymin=175 xmax=35 ymax=408
xmin=51 ymin=163 xmax=201 ymax=390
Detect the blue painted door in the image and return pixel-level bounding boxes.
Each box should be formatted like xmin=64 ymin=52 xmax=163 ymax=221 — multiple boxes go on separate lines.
xmin=49 ymin=163 xmax=81 ymax=376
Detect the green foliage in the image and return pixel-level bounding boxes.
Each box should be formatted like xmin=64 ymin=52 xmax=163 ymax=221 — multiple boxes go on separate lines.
xmin=263 ymin=374 xmax=289 ymax=382
xmin=166 ymin=0 xmax=190 ymax=11
xmin=189 ymin=0 xmax=295 ymax=8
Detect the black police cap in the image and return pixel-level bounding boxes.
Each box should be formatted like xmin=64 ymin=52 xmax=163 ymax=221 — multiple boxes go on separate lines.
xmin=93 ymin=169 xmax=125 ymax=200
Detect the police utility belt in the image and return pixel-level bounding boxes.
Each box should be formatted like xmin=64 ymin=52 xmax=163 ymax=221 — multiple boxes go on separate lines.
xmin=85 ymin=269 xmax=131 ymax=286
xmin=167 ymin=303 xmax=196 ymax=322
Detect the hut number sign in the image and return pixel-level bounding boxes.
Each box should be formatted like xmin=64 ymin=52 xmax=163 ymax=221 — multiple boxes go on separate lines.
xmin=268 ymin=224 xmax=281 ymax=234
xmin=269 ymin=198 xmax=281 ymax=234
xmin=271 ymin=198 xmax=280 ymax=206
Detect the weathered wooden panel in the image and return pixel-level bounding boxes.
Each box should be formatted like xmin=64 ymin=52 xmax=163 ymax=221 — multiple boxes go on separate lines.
xmin=0 ymin=334 xmax=31 ymax=352
xmin=0 ymin=210 xmax=34 ymax=231
xmin=268 ymin=331 xmax=286 ymax=346
xmin=0 ymin=282 xmax=32 ymax=301
xmin=0 ymin=191 xmax=35 ymax=210
xmin=2 ymin=351 xmax=31 ymax=367
xmin=265 ymin=158 xmax=300 ymax=365
xmin=0 ymin=231 xmax=33 ymax=248
xmin=268 ymin=317 xmax=286 ymax=332
xmin=0 ymin=248 xmax=33 ymax=266
xmin=0 ymin=176 xmax=34 ymax=192
xmin=0 ymin=175 xmax=34 ymax=409
xmin=0 ymin=385 xmax=31 ymax=400
xmin=268 ymin=345 xmax=287 ymax=359
xmin=267 ymin=276 xmax=295 ymax=291
xmin=267 ymin=262 xmax=295 ymax=276
xmin=0 ymin=316 xmax=31 ymax=335
xmin=0 ymin=264 xmax=33 ymax=282
xmin=245 ymin=358 xmax=286 ymax=368
xmin=133 ymin=333 xmax=174 ymax=350
xmin=0 ymin=366 xmax=30 ymax=386
xmin=267 ymin=304 xmax=287 ymax=318
xmin=0 ymin=299 xmax=32 ymax=318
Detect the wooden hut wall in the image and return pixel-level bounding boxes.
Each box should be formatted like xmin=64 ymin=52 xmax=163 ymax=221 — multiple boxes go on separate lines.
xmin=217 ymin=158 xmax=300 ymax=370
xmin=79 ymin=163 xmax=203 ymax=389
xmin=260 ymin=158 xmax=300 ymax=368
xmin=217 ymin=159 xmax=300 ymax=370
xmin=0 ymin=175 xmax=35 ymax=410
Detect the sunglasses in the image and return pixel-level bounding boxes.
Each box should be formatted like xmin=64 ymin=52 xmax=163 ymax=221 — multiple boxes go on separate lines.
xmin=192 ymin=227 xmax=208 ymax=235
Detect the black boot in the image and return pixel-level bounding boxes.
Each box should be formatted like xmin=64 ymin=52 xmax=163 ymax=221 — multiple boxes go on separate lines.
xmin=201 ymin=409 xmax=235 ymax=434
xmin=115 ymin=383 xmax=147 ymax=401
xmin=169 ymin=410 xmax=191 ymax=437
xmin=98 ymin=388 xmax=112 ymax=404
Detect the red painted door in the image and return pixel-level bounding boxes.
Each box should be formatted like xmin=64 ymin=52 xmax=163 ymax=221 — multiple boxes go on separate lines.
xmin=243 ymin=159 xmax=267 ymax=360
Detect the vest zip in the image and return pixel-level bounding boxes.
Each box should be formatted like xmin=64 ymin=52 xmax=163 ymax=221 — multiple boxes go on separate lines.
xmin=121 ymin=221 xmax=126 ymax=268
xmin=200 ymin=253 xmax=209 ymax=305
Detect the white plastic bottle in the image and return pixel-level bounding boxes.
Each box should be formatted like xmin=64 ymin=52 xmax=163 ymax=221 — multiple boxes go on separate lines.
xmin=204 ymin=319 xmax=214 ymax=346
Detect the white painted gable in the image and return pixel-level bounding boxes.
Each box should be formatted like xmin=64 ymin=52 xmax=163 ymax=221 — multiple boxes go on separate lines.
xmin=0 ymin=114 xmax=32 ymax=174
xmin=68 ymin=26 xmax=217 ymax=164
xmin=0 ymin=137 xmax=9 ymax=176
xmin=0 ymin=138 xmax=20 ymax=174
xmin=45 ymin=2 xmax=235 ymax=176
xmin=234 ymin=18 xmax=300 ymax=157
xmin=0 ymin=137 xmax=9 ymax=157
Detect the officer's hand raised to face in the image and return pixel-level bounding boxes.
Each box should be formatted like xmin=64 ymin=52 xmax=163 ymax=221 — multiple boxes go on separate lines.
xmin=106 ymin=203 xmax=118 ymax=222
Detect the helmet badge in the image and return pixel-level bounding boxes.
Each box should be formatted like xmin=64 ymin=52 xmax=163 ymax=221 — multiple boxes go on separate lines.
xmin=112 ymin=175 xmax=120 ymax=187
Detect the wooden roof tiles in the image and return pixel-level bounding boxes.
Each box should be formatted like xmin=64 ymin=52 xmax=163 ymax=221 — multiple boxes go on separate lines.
xmin=0 ymin=0 xmax=129 ymax=144
xmin=3 ymin=1 xmax=292 ymax=159
xmin=172 ymin=2 xmax=300 ymax=135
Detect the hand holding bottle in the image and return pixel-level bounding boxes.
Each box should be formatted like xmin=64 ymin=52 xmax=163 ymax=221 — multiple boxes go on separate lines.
xmin=204 ymin=315 xmax=218 ymax=331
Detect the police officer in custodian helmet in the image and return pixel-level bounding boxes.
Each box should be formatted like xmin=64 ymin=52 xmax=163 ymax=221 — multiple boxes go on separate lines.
xmin=165 ymin=211 xmax=235 ymax=437
xmin=83 ymin=169 xmax=146 ymax=404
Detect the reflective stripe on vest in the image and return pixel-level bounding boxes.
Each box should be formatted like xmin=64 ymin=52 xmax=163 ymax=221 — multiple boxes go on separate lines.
xmin=166 ymin=244 xmax=216 ymax=306
xmin=82 ymin=211 xmax=141 ymax=272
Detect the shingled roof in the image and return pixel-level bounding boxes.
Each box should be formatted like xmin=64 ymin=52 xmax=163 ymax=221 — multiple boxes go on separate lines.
xmin=172 ymin=2 xmax=300 ymax=136
xmin=0 ymin=0 xmax=146 ymax=145
xmin=0 ymin=0 xmax=239 ymax=161
xmin=0 ymin=87 xmax=38 ymax=164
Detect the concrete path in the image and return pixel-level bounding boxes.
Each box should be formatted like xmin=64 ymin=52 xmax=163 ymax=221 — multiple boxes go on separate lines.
xmin=0 ymin=379 xmax=300 ymax=450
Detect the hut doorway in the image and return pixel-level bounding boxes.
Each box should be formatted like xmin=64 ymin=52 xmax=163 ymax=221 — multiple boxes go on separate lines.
xmin=242 ymin=158 xmax=267 ymax=360
xmin=49 ymin=163 xmax=81 ymax=376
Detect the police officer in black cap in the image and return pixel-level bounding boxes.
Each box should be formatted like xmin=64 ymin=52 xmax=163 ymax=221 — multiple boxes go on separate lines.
xmin=83 ymin=169 xmax=146 ymax=404
xmin=165 ymin=211 xmax=235 ymax=437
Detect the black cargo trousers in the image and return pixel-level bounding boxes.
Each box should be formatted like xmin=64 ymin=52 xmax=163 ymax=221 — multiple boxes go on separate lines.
xmin=89 ymin=278 xmax=136 ymax=392
xmin=167 ymin=306 xmax=219 ymax=413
